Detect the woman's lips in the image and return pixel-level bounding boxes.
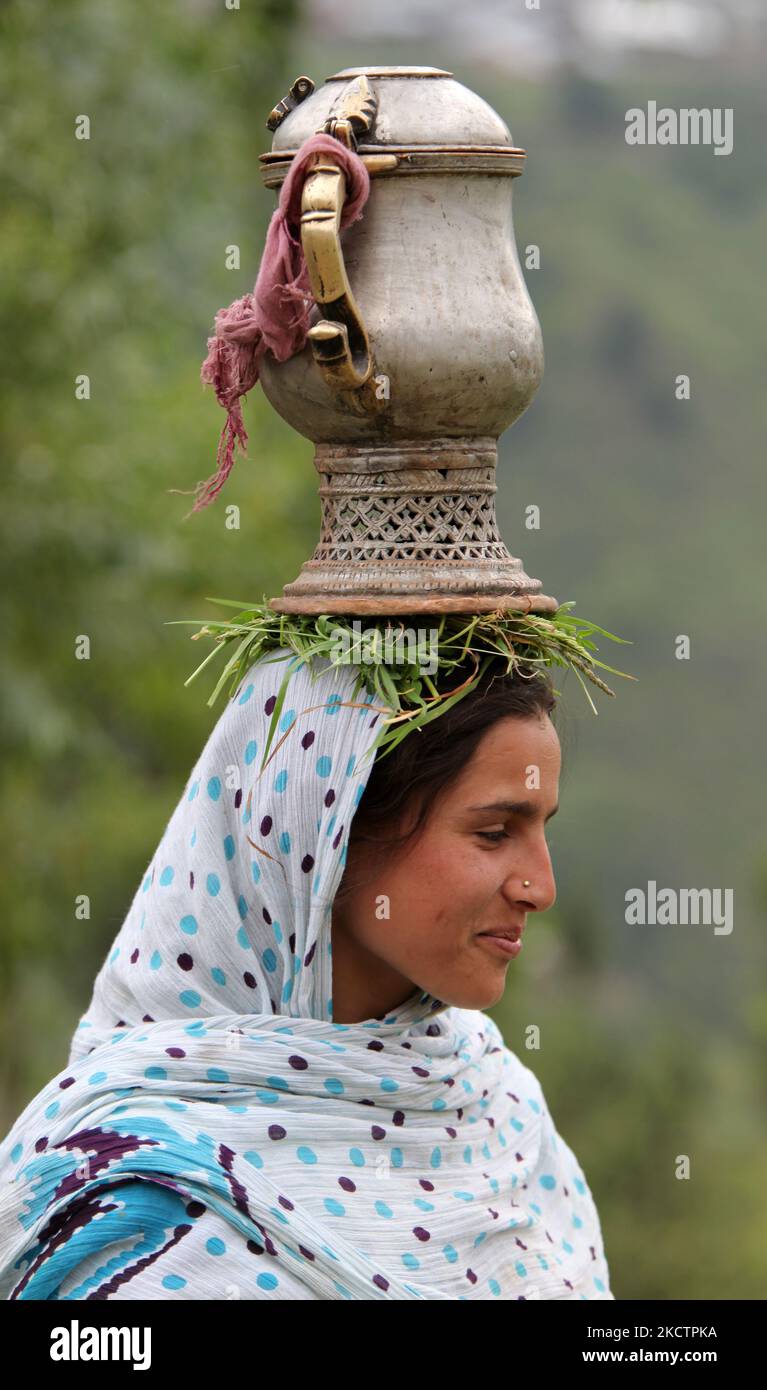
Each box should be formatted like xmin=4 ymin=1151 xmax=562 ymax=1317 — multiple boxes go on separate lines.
xmin=476 ymin=933 xmax=523 ymax=959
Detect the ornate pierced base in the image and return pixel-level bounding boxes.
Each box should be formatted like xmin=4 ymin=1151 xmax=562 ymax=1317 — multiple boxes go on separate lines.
xmin=269 ymin=439 xmax=558 ymax=616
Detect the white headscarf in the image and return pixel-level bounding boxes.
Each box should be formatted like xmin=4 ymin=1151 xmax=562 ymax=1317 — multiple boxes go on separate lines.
xmin=0 ymin=649 xmax=613 ymax=1300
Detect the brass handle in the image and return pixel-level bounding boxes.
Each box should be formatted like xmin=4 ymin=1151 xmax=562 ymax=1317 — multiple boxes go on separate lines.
xmin=298 ymin=75 xmax=396 ymax=415
xmin=301 ymin=156 xmax=376 ymax=401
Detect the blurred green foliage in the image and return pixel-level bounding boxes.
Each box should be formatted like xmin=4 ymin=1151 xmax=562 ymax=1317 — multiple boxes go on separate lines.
xmin=1 ymin=3 xmax=765 ymax=1299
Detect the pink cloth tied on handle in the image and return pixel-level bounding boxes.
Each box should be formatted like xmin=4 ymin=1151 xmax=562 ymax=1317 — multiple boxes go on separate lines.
xmin=173 ymin=132 xmax=370 ymax=516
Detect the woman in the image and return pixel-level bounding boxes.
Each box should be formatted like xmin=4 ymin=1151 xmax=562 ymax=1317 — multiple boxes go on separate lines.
xmin=0 ymin=648 xmax=613 ymax=1299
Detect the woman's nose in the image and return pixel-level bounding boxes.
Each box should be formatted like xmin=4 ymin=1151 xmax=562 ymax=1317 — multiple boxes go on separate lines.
xmin=503 ymin=838 xmax=557 ymax=913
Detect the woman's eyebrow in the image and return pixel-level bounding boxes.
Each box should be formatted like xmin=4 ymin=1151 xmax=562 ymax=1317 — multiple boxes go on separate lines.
xmin=466 ymin=799 xmax=560 ymax=822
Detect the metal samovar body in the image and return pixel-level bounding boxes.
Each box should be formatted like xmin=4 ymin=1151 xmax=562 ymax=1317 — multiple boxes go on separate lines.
xmin=259 ymin=66 xmax=555 ymax=616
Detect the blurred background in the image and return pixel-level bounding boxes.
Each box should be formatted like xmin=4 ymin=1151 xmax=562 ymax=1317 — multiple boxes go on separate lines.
xmin=1 ymin=0 xmax=765 ymax=1298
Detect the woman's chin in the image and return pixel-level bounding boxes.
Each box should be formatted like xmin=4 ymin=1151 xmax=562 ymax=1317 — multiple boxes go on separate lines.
xmin=426 ymin=971 xmax=508 ymax=1013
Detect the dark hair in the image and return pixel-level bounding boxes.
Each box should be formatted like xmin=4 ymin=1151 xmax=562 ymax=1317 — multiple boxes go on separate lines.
xmin=336 ymin=659 xmax=557 ymax=898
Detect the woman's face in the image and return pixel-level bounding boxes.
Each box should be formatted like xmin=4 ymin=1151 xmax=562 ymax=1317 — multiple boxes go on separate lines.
xmin=330 ymin=713 xmax=560 ymax=1023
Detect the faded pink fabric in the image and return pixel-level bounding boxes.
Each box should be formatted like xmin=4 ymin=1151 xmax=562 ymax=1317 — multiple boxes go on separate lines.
xmin=172 ymin=133 xmax=370 ymax=516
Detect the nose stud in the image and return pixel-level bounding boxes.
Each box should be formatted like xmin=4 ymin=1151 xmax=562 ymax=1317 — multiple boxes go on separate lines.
xmin=523 ymin=880 xmax=531 ymax=888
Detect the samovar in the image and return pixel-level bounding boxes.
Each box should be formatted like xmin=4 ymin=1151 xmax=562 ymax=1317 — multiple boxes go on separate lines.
xmin=258 ymin=65 xmax=556 ymax=616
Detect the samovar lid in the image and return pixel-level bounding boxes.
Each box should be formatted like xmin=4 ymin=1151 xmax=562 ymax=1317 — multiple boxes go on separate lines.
xmin=260 ymin=65 xmax=526 ymax=187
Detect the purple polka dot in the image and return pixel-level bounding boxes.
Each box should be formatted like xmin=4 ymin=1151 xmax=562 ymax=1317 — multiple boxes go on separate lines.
xmin=268 ymin=1124 xmax=286 ymax=1140
xmin=367 ymin=1039 xmax=384 ymax=1052
xmin=301 ymin=730 xmax=315 ymax=750
xmin=301 ymin=854 xmax=314 ymax=873
xmin=263 ymin=906 xmax=272 ymax=925
xmin=332 ymin=825 xmax=344 ymax=850
xmin=288 ymin=1055 xmax=308 ymax=1070
xmin=166 ymin=1047 xmax=186 ymax=1058
xmin=339 ymin=1176 xmax=356 ymax=1192
xmin=373 ymin=1274 xmax=389 ymax=1291
xmin=35 ymin=1138 xmax=48 ymax=1153
xmin=130 ymin=948 xmax=139 ymax=964
xmin=324 ymin=789 xmax=335 ymax=807
xmin=189 ymin=871 xmax=194 ymax=889
xmin=264 ymin=695 xmax=276 ymax=715
xmin=413 ymin=1226 xmax=431 ymax=1242
xmin=260 ymin=816 xmax=272 ymax=836
xmin=59 ymin=1077 xmax=75 ymax=1090
xmin=186 ymin=1201 xmax=206 ymax=1218
xmin=177 ymin=954 xmax=193 ymax=971
xmin=371 ymin=1125 xmax=386 ymax=1140
xmin=243 ymin=972 xmax=257 ymax=989
xmin=304 ymin=941 xmax=317 ymax=967
xmin=392 ymin=1110 xmax=405 ymax=1126
xmin=278 ymin=1194 xmax=294 ymax=1211
xmin=419 ymin=1179 xmax=435 ymax=1191
xmin=234 ymin=788 xmax=242 ymax=808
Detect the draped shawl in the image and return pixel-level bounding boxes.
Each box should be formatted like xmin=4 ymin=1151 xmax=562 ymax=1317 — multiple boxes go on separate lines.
xmin=0 ymin=650 xmax=613 ymax=1300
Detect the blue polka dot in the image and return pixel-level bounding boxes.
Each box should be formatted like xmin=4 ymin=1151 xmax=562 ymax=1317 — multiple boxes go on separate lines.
xmin=256 ymin=1272 xmax=278 ymax=1290
xmin=207 ymin=873 xmax=220 ymax=896
xmin=237 ymin=895 xmax=248 ymax=919
xmin=380 ymin=1077 xmax=399 ymax=1093
xmin=211 ymin=967 xmax=226 ymax=986
xmin=251 ymin=862 xmax=261 ymax=884
xmin=207 ymin=776 xmax=221 ymax=801
xmin=45 ymin=1101 xmax=60 ymax=1119
xmin=325 ymin=694 xmax=342 ymax=716
xmin=163 ymin=1274 xmax=187 ymax=1290
xmin=324 ymin=1077 xmax=344 ymax=1096
xmin=150 ymin=951 xmax=162 ymax=970
xmin=274 ymin=769 xmax=288 ymax=793
xmin=279 ymin=831 xmax=291 ymax=853
xmin=206 ymin=1237 xmax=226 ymax=1255
xmin=179 ymin=915 xmax=198 ymax=935
xmin=187 ymin=781 xmax=199 ymax=802
xmin=280 ymin=708 xmax=296 ymax=732
xmin=316 ymin=755 xmax=332 ymax=777
xmin=145 ymin=1066 xmax=167 ymax=1080
xmin=245 ymin=740 xmax=258 ymax=765
xmin=88 ymin=1072 xmax=108 ymax=1085
xmin=324 ymin=1198 xmax=345 ymax=1216
xmin=223 ymin=835 xmax=235 ymax=861
xmin=345 ymin=755 xmax=356 ymax=776
xmin=179 ymin=989 xmax=202 ymax=1008
xmin=349 ymin=1148 xmax=365 ymax=1167
xmin=263 ymin=948 xmax=277 ymax=973
xmin=238 ymin=683 xmax=254 ymax=705
xmin=207 ymin=1068 xmax=229 ymax=1083
xmin=297 ymin=1146 xmax=318 ymax=1164
xmin=159 ymin=866 xmax=174 ymax=886
xmin=244 ymin=1151 xmax=264 ymax=1168
xmin=375 ymin=1201 xmax=393 ymax=1218
xmin=539 ymin=1174 xmax=557 ymax=1190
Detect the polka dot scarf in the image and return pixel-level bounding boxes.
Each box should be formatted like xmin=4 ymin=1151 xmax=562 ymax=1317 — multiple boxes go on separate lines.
xmin=0 ymin=651 xmax=613 ymax=1300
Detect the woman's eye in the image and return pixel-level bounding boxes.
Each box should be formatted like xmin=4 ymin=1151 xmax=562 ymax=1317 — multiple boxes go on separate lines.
xmin=476 ymin=830 xmax=509 ymax=844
